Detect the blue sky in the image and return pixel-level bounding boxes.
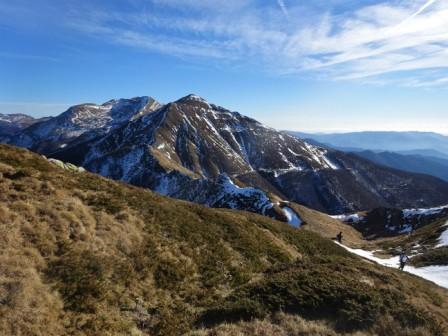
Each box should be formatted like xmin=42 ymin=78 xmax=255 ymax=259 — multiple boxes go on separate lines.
xmin=1 ymin=0 xmax=448 ymax=133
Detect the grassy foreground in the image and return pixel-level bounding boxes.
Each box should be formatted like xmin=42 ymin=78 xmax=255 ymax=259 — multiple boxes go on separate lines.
xmin=0 ymin=144 xmax=447 ymax=336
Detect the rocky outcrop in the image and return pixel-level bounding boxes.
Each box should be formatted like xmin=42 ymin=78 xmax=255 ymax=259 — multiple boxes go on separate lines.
xmin=335 ymin=205 xmax=448 ymax=238
xmin=47 ymin=158 xmax=86 ymax=173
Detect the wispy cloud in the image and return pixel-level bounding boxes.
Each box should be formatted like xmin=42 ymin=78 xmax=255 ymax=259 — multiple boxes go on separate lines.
xmin=64 ymin=0 xmax=448 ymax=87
xmin=276 ymin=0 xmax=289 ymax=18
xmin=398 ymin=0 xmax=439 ymax=25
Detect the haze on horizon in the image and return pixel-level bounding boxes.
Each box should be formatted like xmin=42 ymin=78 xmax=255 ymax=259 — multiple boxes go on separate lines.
xmin=1 ymin=0 xmax=448 ymax=134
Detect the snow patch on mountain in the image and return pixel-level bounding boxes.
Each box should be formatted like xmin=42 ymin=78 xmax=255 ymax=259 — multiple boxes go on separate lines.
xmin=218 ymin=175 xmax=274 ymax=214
xmin=152 ymin=172 xmax=276 ymax=218
xmin=436 ymin=221 xmax=448 ymax=248
xmin=336 ymin=242 xmax=448 ymax=289
xmin=282 ymin=207 xmax=302 ymax=227
xmin=271 ymin=167 xmax=303 ymax=178
xmin=303 ymin=142 xmax=340 ymax=170
xmin=331 ymin=213 xmax=364 ymax=223
xmin=403 ymin=205 xmax=448 ymax=218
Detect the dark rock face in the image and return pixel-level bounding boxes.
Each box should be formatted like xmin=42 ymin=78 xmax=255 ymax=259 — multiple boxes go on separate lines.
xmin=337 ymin=205 xmax=448 ymax=238
xmin=4 ymin=94 xmax=448 ymax=217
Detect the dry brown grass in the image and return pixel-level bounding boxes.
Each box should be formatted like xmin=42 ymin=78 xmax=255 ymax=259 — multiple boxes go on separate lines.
xmin=190 ymin=311 xmax=441 ymax=336
xmin=0 ymin=144 xmax=447 ymax=336
xmin=291 ymin=203 xmax=365 ymax=247
xmin=189 ymin=312 xmax=348 ymax=336
xmin=150 ymin=146 xmax=200 ymax=178
xmin=0 ymin=204 xmax=64 ymax=336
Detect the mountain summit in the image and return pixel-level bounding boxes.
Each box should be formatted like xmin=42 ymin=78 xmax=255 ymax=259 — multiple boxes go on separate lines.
xmin=0 ymin=113 xmax=50 ymax=138
xmin=8 ymin=96 xmax=161 ymax=154
xmin=5 ymin=95 xmax=448 ymax=217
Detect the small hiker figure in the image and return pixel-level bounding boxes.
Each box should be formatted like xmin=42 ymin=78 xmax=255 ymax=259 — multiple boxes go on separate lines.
xmin=399 ymin=252 xmax=408 ymax=271
xmin=411 ymin=223 xmax=417 ymax=235
xmin=336 ymin=231 xmax=343 ymax=244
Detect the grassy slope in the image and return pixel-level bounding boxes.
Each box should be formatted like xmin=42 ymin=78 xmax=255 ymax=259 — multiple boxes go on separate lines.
xmin=380 ymin=216 xmax=448 ymax=249
xmin=0 ymin=144 xmax=447 ymax=336
xmin=291 ymin=203 xmax=365 ymax=247
xmin=372 ymin=217 xmax=448 ymax=265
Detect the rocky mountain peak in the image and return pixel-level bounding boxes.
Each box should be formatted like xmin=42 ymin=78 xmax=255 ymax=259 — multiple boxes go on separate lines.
xmin=177 ymin=93 xmax=208 ymax=103
xmin=6 ymin=94 xmax=448 ymax=218
xmin=103 ymin=96 xmax=160 ymax=112
xmin=0 ymin=113 xmax=50 ymax=138
xmin=5 ymin=96 xmax=162 ymax=155
xmin=57 ymin=98 xmax=146 ymax=129
xmin=175 ymin=94 xmax=215 ymax=110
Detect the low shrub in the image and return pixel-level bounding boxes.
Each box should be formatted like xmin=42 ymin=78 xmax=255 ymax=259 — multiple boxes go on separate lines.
xmin=410 ymin=246 xmax=448 ymax=267
xmin=4 ymin=168 xmax=33 ymax=180
xmin=198 ymin=257 xmax=441 ymax=333
xmin=46 ymin=247 xmax=112 ymax=313
xmin=154 ymin=259 xmax=189 ymax=289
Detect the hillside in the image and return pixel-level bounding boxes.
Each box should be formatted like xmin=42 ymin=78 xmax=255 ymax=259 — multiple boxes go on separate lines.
xmin=8 ymin=94 xmax=446 ymax=217
xmin=1 ymin=144 xmax=448 ymax=336
xmin=331 ymin=206 xmax=448 ymax=288
xmin=371 ymin=214 xmax=448 ymax=266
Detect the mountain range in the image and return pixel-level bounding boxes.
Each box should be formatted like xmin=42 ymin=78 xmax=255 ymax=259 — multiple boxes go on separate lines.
xmin=2 ymin=94 xmax=448 ymax=220
xmin=288 ymin=131 xmax=448 ymax=157
xmin=352 ymin=150 xmax=448 ymax=182
xmin=5 ymin=97 xmax=161 ymax=154
xmin=288 ymin=131 xmax=448 ymax=182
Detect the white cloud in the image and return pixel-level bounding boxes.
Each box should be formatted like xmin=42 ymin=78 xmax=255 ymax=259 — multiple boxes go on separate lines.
xmin=67 ymin=0 xmax=448 ymax=86
xmin=398 ymin=0 xmax=439 ymax=25
xmin=276 ymin=0 xmax=289 ymax=17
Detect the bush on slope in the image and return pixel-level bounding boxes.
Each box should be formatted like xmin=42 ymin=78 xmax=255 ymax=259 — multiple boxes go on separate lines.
xmin=0 ymin=144 xmax=447 ymax=336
